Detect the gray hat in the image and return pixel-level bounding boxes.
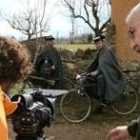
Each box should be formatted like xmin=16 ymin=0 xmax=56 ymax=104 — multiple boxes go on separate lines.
xmin=44 ymin=35 xmax=55 ymax=40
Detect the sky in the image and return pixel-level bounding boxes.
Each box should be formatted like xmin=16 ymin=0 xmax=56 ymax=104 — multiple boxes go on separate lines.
xmin=0 ymin=0 xmax=92 ymax=40
xmin=0 ymin=0 xmax=110 ymax=40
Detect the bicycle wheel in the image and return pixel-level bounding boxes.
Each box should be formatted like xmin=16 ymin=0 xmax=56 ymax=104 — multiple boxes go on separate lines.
xmin=60 ymin=90 xmax=92 ymax=123
xmin=112 ymin=82 xmax=139 ymax=115
xmin=54 ymin=77 xmax=75 ymax=105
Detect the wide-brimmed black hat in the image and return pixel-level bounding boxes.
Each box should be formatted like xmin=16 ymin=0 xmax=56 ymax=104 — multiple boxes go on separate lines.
xmin=44 ymin=35 xmax=55 ymax=40
xmin=93 ymin=35 xmax=105 ymax=43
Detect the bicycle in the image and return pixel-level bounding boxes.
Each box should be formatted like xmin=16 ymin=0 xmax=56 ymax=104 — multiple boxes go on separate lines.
xmin=60 ymin=73 xmax=139 ymax=123
xmin=20 ymin=75 xmax=75 ymax=92
xmin=19 ymin=75 xmax=75 ymax=116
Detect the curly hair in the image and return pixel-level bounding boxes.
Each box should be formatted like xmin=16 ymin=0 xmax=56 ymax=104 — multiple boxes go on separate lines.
xmin=0 ymin=37 xmax=32 ymax=83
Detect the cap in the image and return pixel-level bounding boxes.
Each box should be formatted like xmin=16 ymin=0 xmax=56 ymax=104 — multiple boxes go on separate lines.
xmin=44 ymin=35 xmax=55 ymax=40
xmin=93 ymin=35 xmax=105 ymax=43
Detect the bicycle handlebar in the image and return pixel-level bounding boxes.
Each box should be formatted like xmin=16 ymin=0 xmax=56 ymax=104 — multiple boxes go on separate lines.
xmin=28 ymin=75 xmax=55 ymax=86
xmin=76 ymin=74 xmax=96 ymax=82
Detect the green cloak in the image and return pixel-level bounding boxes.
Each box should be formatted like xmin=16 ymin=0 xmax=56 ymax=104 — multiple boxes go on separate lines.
xmin=86 ymin=46 xmax=126 ymax=101
xmin=35 ymin=47 xmax=63 ymax=80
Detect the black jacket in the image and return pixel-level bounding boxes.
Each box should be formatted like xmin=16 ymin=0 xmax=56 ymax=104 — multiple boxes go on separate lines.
xmin=35 ymin=47 xmax=63 ymax=80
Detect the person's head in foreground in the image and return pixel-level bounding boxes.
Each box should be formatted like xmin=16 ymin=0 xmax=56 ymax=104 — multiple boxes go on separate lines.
xmin=126 ymin=3 xmax=140 ymax=53
xmin=0 ymin=37 xmax=32 ymax=93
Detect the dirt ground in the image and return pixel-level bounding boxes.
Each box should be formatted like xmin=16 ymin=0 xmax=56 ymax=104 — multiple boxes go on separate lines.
xmin=8 ymin=106 xmax=138 ymax=140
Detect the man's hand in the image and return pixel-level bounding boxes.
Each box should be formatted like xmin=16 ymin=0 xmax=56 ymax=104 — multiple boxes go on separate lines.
xmin=86 ymin=71 xmax=98 ymax=77
xmin=106 ymin=126 xmax=129 ymax=140
xmin=50 ymin=65 xmax=55 ymax=70
xmin=44 ymin=65 xmax=55 ymax=73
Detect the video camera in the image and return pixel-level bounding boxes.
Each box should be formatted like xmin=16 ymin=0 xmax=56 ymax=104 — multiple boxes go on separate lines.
xmin=11 ymin=90 xmax=56 ymax=140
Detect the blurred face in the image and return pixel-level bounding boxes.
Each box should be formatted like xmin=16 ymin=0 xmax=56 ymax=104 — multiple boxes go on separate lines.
xmin=94 ymin=40 xmax=103 ymax=50
xmin=127 ymin=13 xmax=140 ymax=53
xmin=45 ymin=40 xmax=54 ymax=47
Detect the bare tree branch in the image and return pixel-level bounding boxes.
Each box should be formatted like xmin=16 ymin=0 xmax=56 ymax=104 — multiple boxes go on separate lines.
xmin=63 ymin=0 xmax=111 ymax=36
xmin=1 ymin=0 xmax=50 ymax=40
xmin=0 ymin=0 xmax=59 ymax=63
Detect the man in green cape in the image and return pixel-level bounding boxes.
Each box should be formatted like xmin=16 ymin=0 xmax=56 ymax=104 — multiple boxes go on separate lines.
xmin=86 ymin=35 xmax=125 ymax=113
xmin=35 ymin=35 xmax=63 ymax=89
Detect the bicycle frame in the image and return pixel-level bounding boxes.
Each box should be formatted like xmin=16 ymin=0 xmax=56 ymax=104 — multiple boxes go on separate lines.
xmin=76 ymin=74 xmax=97 ymax=97
xmin=60 ymin=73 xmax=139 ymax=123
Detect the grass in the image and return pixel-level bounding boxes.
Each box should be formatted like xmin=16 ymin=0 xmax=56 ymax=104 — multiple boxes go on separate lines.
xmin=8 ymin=83 xmax=23 ymax=97
xmin=56 ymin=44 xmax=96 ymax=51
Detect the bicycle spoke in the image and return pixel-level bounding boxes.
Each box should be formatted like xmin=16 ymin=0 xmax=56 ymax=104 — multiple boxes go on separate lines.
xmin=112 ymin=82 xmax=138 ymax=115
xmin=60 ymin=91 xmax=91 ymax=123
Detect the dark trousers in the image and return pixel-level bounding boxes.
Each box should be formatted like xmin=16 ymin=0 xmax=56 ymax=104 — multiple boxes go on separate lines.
xmin=96 ymin=73 xmax=106 ymax=101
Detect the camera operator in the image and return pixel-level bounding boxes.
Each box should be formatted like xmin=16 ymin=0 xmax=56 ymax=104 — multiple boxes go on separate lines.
xmin=0 ymin=36 xmax=32 ymax=140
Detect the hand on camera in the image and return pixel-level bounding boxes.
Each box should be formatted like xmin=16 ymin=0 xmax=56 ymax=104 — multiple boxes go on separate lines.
xmin=50 ymin=65 xmax=55 ymax=70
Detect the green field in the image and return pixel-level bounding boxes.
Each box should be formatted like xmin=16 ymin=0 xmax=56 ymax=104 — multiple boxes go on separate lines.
xmin=56 ymin=44 xmax=96 ymax=51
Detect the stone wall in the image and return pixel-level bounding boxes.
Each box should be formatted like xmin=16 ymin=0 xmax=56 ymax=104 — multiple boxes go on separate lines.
xmin=111 ymin=0 xmax=140 ymax=62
